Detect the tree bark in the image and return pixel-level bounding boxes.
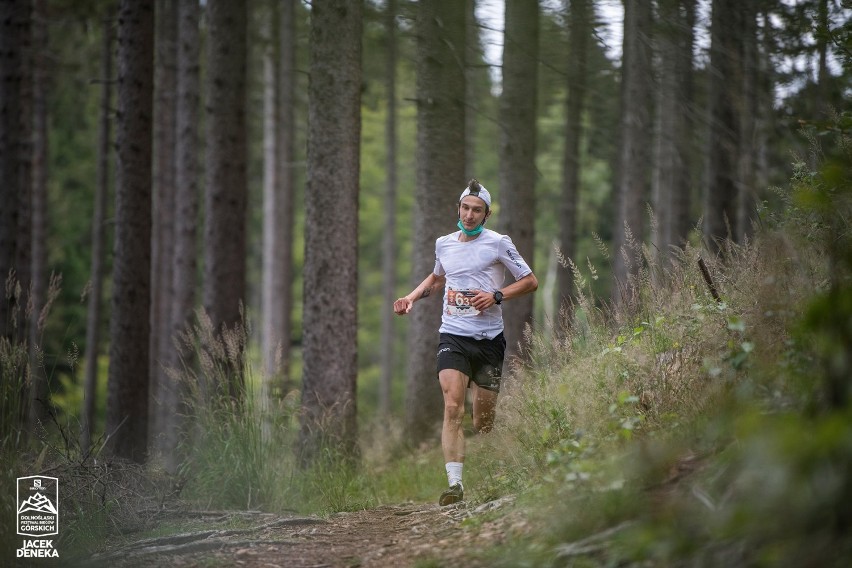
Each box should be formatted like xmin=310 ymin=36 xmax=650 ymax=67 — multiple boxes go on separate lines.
xmin=380 ymin=0 xmax=398 ymax=420
xmin=652 ymin=0 xmax=694 ymax=268
xmin=671 ymin=0 xmax=696 ymax=249
xmin=703 ymin=0 xmax=744 ymax=254
xmin=498 ymin=0 xmax=539 ymax=366
xmin=815 ymin=0 xmax=830 ymax=115
xmin=737 ymin=0 xmax=758 ymax=243
xmin=611 ymin=0 xmax=653 ymax=305
xmin=82 ymin=7 xmax=114 ymax=455
xmin=160 ymin=0 xmax=201 ymax=472
xmin=203 ymin=0 xmax=248 ymax=400
xmin=21 ymin=0 xmax=44 ymax=431
xmin=105 ymin=0 xmax=154 ymax=464
xmin=32 ymin=0 xmax=51 ymax=412
xmin=261 ymin=0 xmax=297 ymax=402
xmin=0 ymin=0 xmax=27 ymax=341
xmin=275 ymin=0 xmax=297 ymax=395
xmin=464 ymin=0 xmax=478 ymax=178
xmin=150 ymin=0 xmax=178 ymax=457
xmin=16 ymin=0 xmax=33 ymax=352
xmin=261 ymin=0 xmax=281 ymax=415
xmin=299 ymin=0 xmax=362 ymax=463
xmin=557 ymin=0 xmax=591 ymax=319
xmin=405 ymin=0 xmax=466 ymax=444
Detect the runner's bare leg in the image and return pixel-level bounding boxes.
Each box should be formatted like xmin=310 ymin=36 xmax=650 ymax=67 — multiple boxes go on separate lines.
xmin=471 ymin=381 xmax=498 ymax=433
xmin=439 ymin=369 xmax=468 ymax=463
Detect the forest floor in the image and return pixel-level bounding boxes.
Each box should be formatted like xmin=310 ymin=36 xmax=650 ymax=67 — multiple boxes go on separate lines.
xmin=82 ymin=495 xmax=528 ymax=568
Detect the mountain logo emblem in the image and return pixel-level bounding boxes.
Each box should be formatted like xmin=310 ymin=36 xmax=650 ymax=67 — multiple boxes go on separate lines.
xmin=18 ymin=491 xmax=58 ymax=515
xmin=17 ymin=476 xmax=59 ymax=537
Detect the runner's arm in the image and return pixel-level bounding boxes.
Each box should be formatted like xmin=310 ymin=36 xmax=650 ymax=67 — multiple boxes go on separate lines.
xmin=394 ymin=273 xmax=446 ymax=315
xmin=471 ymin=272 xmax=538 ymax=312
xmin=502 ymin=272 xmax=539 ymax=301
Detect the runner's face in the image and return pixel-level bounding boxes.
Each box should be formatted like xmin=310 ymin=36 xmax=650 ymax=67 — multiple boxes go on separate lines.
xmin=458 ymin=196 xmax=489 ymax=230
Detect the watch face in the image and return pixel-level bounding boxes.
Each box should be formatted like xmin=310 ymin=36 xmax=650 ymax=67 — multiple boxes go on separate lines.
xmin=494 ymin=291 xmax=503 ymax=304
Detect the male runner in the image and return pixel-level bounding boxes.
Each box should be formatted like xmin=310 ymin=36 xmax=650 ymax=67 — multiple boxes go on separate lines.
xmin=394 ymin=178 xmax=538 ymax=505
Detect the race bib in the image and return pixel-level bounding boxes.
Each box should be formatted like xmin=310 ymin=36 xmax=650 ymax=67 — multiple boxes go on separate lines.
xmin=446 ymin=288 xmax=480 ymax=316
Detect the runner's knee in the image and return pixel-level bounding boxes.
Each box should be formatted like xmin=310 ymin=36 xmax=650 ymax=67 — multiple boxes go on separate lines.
xmin=444 ymin=400 xmax=464 ymax=423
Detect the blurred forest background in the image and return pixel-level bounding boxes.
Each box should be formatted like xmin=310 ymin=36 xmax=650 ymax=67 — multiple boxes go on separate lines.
xmin=1 ymin=1 xmax=851 ymax=557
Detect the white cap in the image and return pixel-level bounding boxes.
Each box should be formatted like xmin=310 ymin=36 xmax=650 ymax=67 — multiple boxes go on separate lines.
xmin=459 ymin=180 xmax=491 ymax=208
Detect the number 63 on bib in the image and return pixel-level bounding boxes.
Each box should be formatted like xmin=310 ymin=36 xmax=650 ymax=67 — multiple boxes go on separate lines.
xmin=446 ymin=288 xmax=480 ymax=316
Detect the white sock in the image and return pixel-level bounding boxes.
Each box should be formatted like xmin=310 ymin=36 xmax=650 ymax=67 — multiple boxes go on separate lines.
xmin=445 ymin=462 xmax=463 ymax=488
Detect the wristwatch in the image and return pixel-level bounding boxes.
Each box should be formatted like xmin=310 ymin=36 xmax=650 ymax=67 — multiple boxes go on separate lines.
xmin=493 ymin=290 xmax=503 ymax=305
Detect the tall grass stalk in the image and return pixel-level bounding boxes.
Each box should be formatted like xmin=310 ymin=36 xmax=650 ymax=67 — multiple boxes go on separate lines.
xmin=175 ymin=310 xmax=290 ymax=510
xmin=174 ymin=310 xmax=386 ymax=514
xmin=0 ymin=334 xmax=29 ymax=553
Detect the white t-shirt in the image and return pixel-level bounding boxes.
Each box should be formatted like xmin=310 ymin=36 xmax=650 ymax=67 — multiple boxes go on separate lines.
xmin=433 ymin=228 xmax=532 ymax=340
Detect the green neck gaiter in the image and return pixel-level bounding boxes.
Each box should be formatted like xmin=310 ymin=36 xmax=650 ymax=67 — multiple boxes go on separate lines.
xmin=457 ymin=219 xmax=484 ymax=237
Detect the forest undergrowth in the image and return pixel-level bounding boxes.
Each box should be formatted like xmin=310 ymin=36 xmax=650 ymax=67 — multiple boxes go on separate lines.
xmin=469 ymin=117 xmax=852 ymax=567
xmin=2 ymin=119 xmax=850 ymax=566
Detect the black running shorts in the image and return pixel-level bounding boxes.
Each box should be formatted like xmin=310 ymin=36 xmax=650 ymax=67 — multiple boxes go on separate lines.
xmin=436 ymin=332 xmax=506 ymax=392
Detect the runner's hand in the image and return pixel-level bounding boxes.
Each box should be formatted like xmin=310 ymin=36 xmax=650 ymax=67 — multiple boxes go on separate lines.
xmin=394 ymin=297 xmax=413 ymax=315
xmin=470 ymin=290 xmax=496 ymax=312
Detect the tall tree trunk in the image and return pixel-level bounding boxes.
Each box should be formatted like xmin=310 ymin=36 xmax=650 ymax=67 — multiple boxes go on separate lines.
xmin=703 ymin=0 xmax=743 ymax=254
xmin=299 ymin=0 xmax=362 ymax=463
xmin=380 ymin=0 xmax=398 ymax=420
xmin=82 ymin=7 xmax=114 ymax=455
xmin=737 ymin=0 xmax=758 ymax=243
xmin=652 ymin=0 xmax=677 ymax=267
xmin=671 ymin=0 xmax=696 ymax=249
xmin=32 ymin=0 xmax=50 ymax=408
xmin=105 ymin=0 xmax=154 ymax=464
xmin=203 ymin=0 xmax=248 ymax=400
xmin=151 ymin=0 xmax=178 ymax=456
xmin=464 ymin=0 xmax=491 ymax=178
xmin=261 ymin=0 xmax=281 ymax=418
xmin=275 ymin=0 xmax=297 ymax=395
xmin=19 ymin=0 xmax=42 ymax=430
xmin=17 ymin=0 xmax=33 ymax=351
xmin=753 ymin=10 xmax=773 ymax=208
xmin=815 ymin=0 xmax=830 ymax=115
xmin=611 ymin=0 xmax=653 ymax=305
xmin=498 ymin=0 xmax=538 ymax=366
xmin=405 ymin=0 xmax=466 ymax=444
xmin=162 ymin=0 xmax=201 ymax=472
xmin=556 ymin=0 xmax=591 ymax=318
xmin=652 ymin=0 xmax=694 ymax=268
xmin=0 ymin=0 xmax=27 ymax=341
xmin=262 ymin=0 xmax=297 ymax=402
xmin=464 ymin=0 xmax=478 ymax=178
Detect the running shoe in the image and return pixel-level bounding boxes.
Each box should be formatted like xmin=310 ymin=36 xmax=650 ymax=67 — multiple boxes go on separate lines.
xmin=439 ymin=483 xmax=464 ymax=506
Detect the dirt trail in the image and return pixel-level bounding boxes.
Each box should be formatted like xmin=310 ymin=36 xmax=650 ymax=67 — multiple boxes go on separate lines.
xmin=85 ymin=497 xmax=524 ymax=567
